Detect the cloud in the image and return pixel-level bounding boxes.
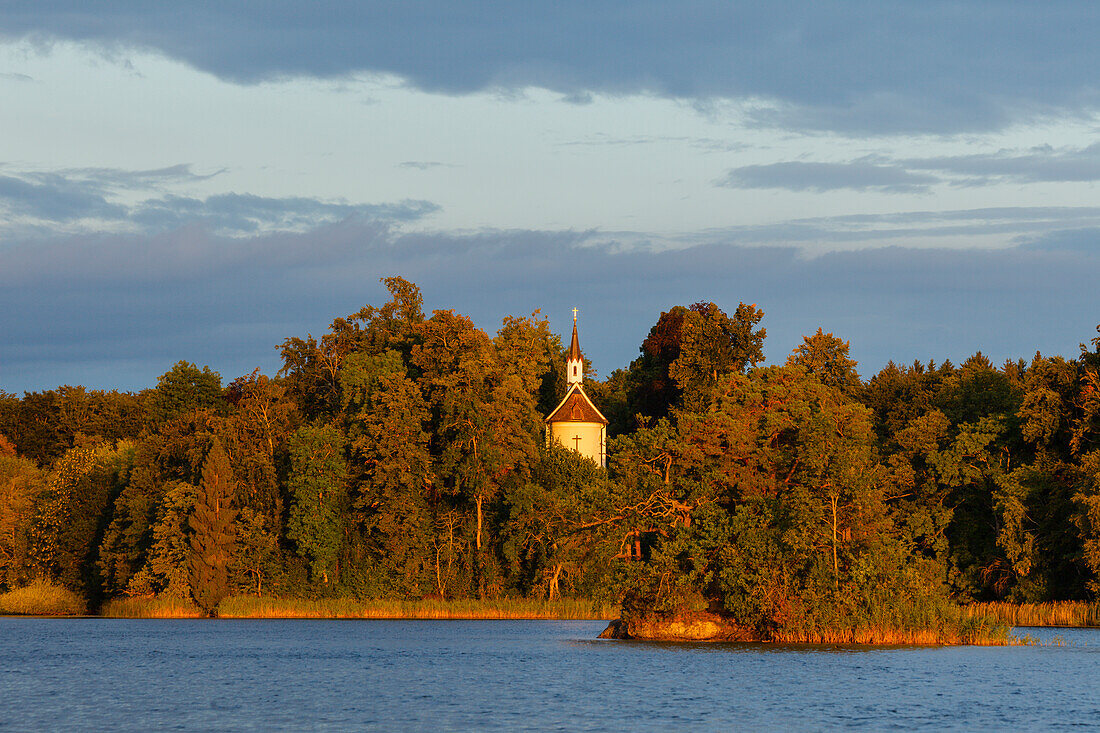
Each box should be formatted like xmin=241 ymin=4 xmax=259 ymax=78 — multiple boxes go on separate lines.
xmin=560 ymin=92 xmax=593 ymax=105
xmin=398 ymin=161 xmax=456 ymax=171
xmin=719 ymin=144 xmax=1100 ymax=194
xmin=557 ymin=134 xmax=750 ymax=153
xmin=0 ymin=164 xmax=218 ymax=226
xmin=717 ymin=160 xmax=939 ymax=193
xmin=1015 ymin=227 xmax=1100 ymax=253
xmin=3 ymin=217 xmax=1100 ymax=393
xmin=0 ymin=172 xmax=125 ymax=221
xmin=5 ymin=3 xmax=1100 ymax=134
xmin=129 ymin=194 xmax=439 ymax=235
xmin=0 ymin=165 xmax=439 ymax=237
xmin=57 ymin=163 xmax=225 ymax=189
xmin=903 ymin=144 xmax=1100 ymax=185
xmin=660 ymin=207 xmax=1100 ymax=253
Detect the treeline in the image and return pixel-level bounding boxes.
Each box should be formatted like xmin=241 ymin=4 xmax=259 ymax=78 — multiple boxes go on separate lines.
xmin=2 ymin=278 xmax=1100 ymax=632
xmin=0 ymin=278 xmax=617 ymax=613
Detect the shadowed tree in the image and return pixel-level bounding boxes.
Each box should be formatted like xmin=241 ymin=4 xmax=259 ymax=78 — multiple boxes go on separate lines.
xmin=28 ymin=441 xmax=135 ymax=601
xmin=503 ymin=443 xmax=619 ymax=600
xmin=97 ymin=411 xmax=219 ymax=596
xmin=223 ymin=370 xmax=296 ymax=529
xmin=148 ymin=362 xmax=224 ymax=426
xmin=341 ymin=350 xmax=433 ymax=595
xmin=286 ymin=424 xmax=347 ymax=585
xmin=623 ymin=306 xmax=690 ymax=424
xmin=127 ymin=480 xmax=197 ymax=598
xmin=230 ymin=507 xmax=281 ymax=596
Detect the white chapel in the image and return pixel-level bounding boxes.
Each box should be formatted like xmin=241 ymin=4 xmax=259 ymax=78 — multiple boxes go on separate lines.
xmin=543 ymin=311 xmax=609 ymax=467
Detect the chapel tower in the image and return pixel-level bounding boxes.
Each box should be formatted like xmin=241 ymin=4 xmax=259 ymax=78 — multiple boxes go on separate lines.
xmin=544 ymin=310 xmax=608 ymax=467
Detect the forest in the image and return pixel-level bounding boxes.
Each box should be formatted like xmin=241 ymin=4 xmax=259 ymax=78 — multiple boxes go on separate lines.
xmin=3 ymin=276 xmax=1100 ymax=637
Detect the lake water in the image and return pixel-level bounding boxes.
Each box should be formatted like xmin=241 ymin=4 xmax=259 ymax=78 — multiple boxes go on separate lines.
xmin=1 ymin=619 xmax=1098 ymax=731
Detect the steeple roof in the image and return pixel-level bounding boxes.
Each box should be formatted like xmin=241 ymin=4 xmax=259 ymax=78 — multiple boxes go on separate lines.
xmin=568 ymin=319 xmax=582 ymax=361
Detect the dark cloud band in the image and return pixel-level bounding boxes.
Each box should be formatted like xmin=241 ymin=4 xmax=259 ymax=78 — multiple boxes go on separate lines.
xmin=3 ymin=217 xmax=1098 ymax=393
xmin=4 ymin=2 xmax=1100 ymax=134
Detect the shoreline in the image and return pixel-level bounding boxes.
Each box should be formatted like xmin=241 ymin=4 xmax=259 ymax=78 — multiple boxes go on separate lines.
xmin=5 ymin=586 xmax=1100 ymax=636
xmin=99 ymin=595 xmax=620 ymax=620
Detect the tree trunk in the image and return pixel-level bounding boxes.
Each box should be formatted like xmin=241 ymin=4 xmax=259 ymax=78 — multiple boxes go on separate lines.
xmin=548 ymin=563 xmax=563 ymax=601
xmin=830 ymin=495 xmax=839 ymax=592
xmin=476 ymin=494 xmax=483 ymax=551
xmin=475 ymin=494 xmax=488 ymax=599
xmin=435 ymin=545 xmax=445 ymax=597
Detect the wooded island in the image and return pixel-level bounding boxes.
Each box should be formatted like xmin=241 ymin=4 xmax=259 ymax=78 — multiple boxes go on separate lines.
xmin=3 ymin=277 xmax=1099 ymax=643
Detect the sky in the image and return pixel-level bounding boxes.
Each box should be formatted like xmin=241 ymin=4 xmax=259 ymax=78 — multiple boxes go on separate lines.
xmin=2 ymin=2 xmax=1099 ymax=393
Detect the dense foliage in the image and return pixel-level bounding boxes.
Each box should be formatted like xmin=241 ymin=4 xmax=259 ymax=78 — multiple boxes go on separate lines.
xmin=2 ymin=277 xmax=1100 ymax=631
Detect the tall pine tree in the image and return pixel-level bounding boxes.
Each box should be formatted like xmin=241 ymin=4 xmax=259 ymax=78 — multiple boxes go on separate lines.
xmin=189 ymin=438 xmax=237 ymax=615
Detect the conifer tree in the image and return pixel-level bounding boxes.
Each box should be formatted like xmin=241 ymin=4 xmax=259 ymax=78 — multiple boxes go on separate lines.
xmin=189 ymin=438 xmax=237 ymax=615
xmin=787 ymin=328 xmax=861 ymax=393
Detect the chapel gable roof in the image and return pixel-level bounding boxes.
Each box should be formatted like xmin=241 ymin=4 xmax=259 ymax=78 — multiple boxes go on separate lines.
xmin=544 ymin=384 xmax=609 ymax=425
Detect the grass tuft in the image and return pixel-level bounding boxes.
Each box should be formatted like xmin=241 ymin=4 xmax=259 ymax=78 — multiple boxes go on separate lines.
xmin=0 ymin=580 xmax=86 ymax=616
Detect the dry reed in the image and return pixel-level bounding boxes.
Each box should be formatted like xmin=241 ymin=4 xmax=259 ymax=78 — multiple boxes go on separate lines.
xmin=763 ymin=599 xmax=1019 ymax=645
xmin=0 ymin=580 xmax=86 ymax=616
xmin=770 ymin=623 xmax=1014 ymax=646
xmin=962 ymin=601 xmax=1100 ymax=628
xmin=216 ymin=596 xmax=618 ymax=620
xmin=100 ymin=595 xmax=206 ymax=618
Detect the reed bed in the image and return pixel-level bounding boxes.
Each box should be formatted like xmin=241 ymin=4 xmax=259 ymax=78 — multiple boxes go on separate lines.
xmin=217 ymin=595 xmax=618 ymax=620
xmin=771 ymin=621 xmax=1013 ymax=646
xmin=0 ymin=580 xmax=86 ymax=616
xmin=769 ymin=600 xmax=1017 ymax=645
xmin=100 ymin=595 xmax=206 ymax=618
xmin=962 ymin=601 xmax=1100 ymax=628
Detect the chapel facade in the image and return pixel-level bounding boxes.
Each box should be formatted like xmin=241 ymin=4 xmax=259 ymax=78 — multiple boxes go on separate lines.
xmin=543 ymin=311 xmax=608 ymax=467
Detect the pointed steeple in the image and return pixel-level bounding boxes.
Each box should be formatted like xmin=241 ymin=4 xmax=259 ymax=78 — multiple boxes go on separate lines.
xmin=568 ymin=309 xmax=582 ymax=361
xmin=566 ymin=308 xmax=583 ymax=387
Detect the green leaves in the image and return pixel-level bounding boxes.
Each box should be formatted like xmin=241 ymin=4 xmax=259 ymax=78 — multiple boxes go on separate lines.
xmin=668 ymin=301 xmax=765 ymax=410
xmin=148 ymin=361 xmax=224 ymax=426
xmin=614 ymin=365 xmax=894 ymax=634
xmin=787 ymin=328 xmax=861 ymax=393
xmin=286 ymin=424 xmax=346 ymax=586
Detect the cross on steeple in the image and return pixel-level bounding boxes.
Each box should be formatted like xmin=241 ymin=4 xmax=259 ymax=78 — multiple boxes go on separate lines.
xmin=572 ymin=307 xmax=578 ymax=323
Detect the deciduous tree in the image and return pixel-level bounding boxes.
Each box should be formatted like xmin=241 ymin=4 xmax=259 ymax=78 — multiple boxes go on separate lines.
xmin=286 ymin=424 xmax=347 ymax=585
